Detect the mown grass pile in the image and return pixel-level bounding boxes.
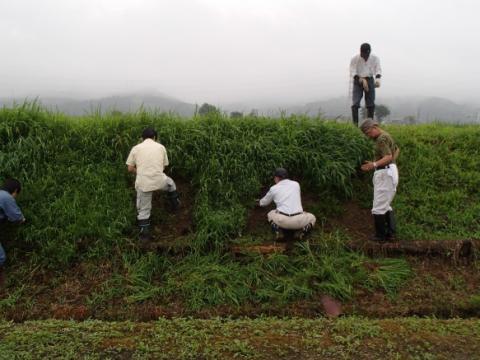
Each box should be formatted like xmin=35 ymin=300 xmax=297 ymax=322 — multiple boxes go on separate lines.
xmin=1 ymin=103 xmax=478 ymax=312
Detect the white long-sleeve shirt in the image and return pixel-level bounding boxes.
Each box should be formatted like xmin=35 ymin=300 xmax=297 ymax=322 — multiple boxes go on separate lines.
xmin=350 ymin=54 xmax=382 ymax=78
xmin=259 ymin=179 xmax=303 ymax=215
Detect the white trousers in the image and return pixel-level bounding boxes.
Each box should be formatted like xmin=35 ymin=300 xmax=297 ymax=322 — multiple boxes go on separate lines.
xmin=136 ymin=176 xmax=176 ymax=220
xmin=267 ymin=210 xmax=316 ymax=230
xmin=372 ymin=164 xmax=399 ymax=215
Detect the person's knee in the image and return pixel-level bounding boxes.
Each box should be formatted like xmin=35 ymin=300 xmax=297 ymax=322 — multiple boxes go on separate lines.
xmin=267 ymin=216 xmax=279 ymax=226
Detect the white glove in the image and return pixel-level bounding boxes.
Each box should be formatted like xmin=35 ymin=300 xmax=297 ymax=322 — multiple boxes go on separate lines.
xmin=375 ymin=78 xmax=381 ymax=88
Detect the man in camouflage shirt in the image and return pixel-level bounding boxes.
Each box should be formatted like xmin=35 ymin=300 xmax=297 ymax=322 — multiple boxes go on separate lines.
xmin=360 ymin=119 xmax=399 ymax=241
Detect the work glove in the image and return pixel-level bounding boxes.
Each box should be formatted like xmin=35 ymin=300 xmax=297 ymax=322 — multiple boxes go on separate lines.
xmin=360 ymin=78 xmax=369 ymax=92
xmin=375 ymin=78 xmax=381 ymax=88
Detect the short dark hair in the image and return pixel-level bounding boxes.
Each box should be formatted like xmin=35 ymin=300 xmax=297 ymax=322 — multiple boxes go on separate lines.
xmin=274 ymin=168 xmax=288 ymax=179
xmin=360 ymin=43 xmax=371 ymax=53
xmin=2 ymin=178 xmax=21 ymax=194
xmin=142 ymin=127 xmax=157 ymax=140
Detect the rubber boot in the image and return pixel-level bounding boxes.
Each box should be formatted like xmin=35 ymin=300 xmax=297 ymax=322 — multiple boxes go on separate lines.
xmin=385 ymin=210 xmax=396 ymax=240
xmin=166 ymin=190 xmax=180 ymax=211
xmin=0 ymin=267 xmax=5 ymax=288
xmin=351 ymin=105 xmax=359 ymax=126
xmin=372 ymin=214 xmax=386 ymax=242
xmin=270 ymin=221 xmax=281 ymax=240
xmin=367 ymin=106 xmax=375 ymax=119
xmin=138 ymin=218 xmax=151 ymax=243
xmin=299 ymin=223 xmax=313 ymax=240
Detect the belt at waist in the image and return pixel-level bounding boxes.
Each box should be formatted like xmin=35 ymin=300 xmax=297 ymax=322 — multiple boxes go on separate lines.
xmin=276 ymin=210 xmax=302 ymax=217
xmin=376 ymin=163 xmax=396 ymax=170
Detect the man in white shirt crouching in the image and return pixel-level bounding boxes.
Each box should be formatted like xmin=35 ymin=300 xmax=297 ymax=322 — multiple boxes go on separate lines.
xmin=259 ymin=168 xmax=316 ymax=239
xmin=126 ymin=128 xmax=180 ymax=242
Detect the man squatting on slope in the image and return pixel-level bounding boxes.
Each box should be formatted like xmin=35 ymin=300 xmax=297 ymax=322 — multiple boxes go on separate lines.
xmin=360 ymin=119 xmax=399 ymax=242
xmin=350 ymin=43 xmax=382 ymax=126
xmin=258 ymin=168 xmax=316 ymax=238
xmin=0 ymin=179 xmax=26 ymax=285
xmin=126 ymin=128 xmax=180 ymax=241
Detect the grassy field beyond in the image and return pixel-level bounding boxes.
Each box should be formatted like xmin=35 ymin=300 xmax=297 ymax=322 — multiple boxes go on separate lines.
xmin=1 ymin=317 xmax=479 ymax=359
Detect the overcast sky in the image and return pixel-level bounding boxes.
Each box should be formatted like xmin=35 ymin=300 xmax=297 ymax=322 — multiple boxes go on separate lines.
xmin=0 ymin=0 xmax=479 ymax=104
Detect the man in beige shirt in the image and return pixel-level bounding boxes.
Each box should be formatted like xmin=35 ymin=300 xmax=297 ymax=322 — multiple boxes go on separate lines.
xmin=126 ymin=128 xmax=179 ymax=241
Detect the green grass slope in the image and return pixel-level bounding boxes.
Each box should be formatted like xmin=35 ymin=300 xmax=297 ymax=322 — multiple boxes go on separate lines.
xmin=1 ymin=104 xmax=479 ymax=314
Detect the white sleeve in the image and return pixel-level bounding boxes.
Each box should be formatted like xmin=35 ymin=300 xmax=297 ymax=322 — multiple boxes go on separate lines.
xmin=126 ymin=147 xmax=136 ymax=166
xmin=163 ymin=147 xmax=169 ymax=167
xmin=350 ymin=56 xmax=358 ymax=78
xmin=259 ymin=189 xmax=274 ymax=207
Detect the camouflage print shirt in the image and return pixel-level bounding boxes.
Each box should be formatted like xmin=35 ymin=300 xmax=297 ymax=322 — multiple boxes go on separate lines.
xmin=375 ymin=130 xmax=398 ymax=162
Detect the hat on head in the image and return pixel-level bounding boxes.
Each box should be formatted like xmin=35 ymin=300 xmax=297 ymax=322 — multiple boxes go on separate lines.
xmin=274 ymin=168 xmax=288 ymax=179
xmin=360 ymin=118 xmax=379 ymax=134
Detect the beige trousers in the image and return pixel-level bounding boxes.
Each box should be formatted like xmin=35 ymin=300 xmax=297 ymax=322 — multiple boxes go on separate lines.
xmin=267 ymin=210 xmax=316 ymax=230
xmin=136 ymin=176 xmax=176 ymax=220
xmin=372 ymin=164 xmax=399 ymax=215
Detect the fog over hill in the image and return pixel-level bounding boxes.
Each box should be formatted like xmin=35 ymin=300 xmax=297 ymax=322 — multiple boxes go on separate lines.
xmin=1 ymin=94 xmax=479 ymax=124
xmin=288 ymin=96 xmax=480 ymax=124
xmin=0 ymin=93 xmax=196 ymax=117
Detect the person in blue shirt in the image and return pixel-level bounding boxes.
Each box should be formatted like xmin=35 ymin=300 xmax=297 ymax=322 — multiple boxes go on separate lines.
xmin=0 ymin=178 xmax=25 ymax=285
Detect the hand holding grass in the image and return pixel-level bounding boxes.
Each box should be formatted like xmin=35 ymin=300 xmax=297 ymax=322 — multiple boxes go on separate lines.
xmin=361 ymin=161 xmax=375 ymax=172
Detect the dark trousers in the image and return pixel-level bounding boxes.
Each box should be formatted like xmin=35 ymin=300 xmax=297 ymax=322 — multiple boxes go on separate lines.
xmin=351 ymin=77 xmax=376 ymax=125
xmin=0 ymin=242 xmax=5 ymax=267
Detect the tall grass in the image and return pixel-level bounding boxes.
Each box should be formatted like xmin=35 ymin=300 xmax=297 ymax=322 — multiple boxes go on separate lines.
xmin=1 ymin=103 xmax=475 ymax=310
xmin=0 ymin=103 xmax=370 ymax=266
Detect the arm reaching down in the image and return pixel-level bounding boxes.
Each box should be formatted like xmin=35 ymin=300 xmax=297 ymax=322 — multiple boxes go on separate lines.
xmin=259 ymin=190 xmax=274 ymax=207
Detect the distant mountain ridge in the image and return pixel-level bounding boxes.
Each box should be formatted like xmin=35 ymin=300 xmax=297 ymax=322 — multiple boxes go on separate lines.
xmin=292 ymin=96 xmax=480 ymax=123
xmin=0 ymin=93 xmax=196 ymax=117
xmin=1 ymin=93 xmax=478 ymax=123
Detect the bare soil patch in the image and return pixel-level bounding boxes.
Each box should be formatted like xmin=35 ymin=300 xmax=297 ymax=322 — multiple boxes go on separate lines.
xmin=1 ymin=189 xmax=479 ymax=321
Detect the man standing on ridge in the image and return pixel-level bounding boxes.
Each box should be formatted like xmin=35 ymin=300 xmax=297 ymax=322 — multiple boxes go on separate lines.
xmin=258 ymin=168 xmax=316 ymax=240
xmin=0 ymin=178 xmax=26 ymax=286
xmin=360 ymin=119 xmax=399 ymax=242
xmin=350 ymin=43 xmax=382 ymax=126
xmin=126 ymin=128 xmax=180 ymax=243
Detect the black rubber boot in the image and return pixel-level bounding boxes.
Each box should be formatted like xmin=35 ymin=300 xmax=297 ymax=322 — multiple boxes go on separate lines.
xmin=166 ymin=190 xmax=180 ymax=211
xmin=367 ymin=106 xmax=375 ymax=119
xmin=299 ymin=223 xmax=313 ymax=239
xmin=138 ymin=218 xmax=151 ymax=242
xmin=372 ymin=214 xmax=386 ymax=242
xmin=270 ymin=221 xmax=281 ymax=240
xmin=385 ymin=210 xmax=396 ymax=240
xmin=351 ymin=105 xmax=359 ymax=126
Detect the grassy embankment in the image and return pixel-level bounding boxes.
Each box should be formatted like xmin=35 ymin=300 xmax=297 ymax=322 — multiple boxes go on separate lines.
xmin=0 ymin=103 xmax=479 ymax=317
